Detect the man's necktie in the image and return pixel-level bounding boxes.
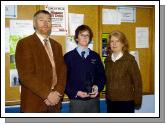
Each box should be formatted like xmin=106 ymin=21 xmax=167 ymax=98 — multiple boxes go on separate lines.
xmin=43 ymin=39 xmax=57 ymax=90
xmin=81 ymin=51 xmax=86 ymax=60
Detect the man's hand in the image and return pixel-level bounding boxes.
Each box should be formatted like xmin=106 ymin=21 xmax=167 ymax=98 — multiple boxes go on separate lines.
xmin=46 ymin=91 xmax=61 ymax=105
xmin=76 ymin=91 xmax=90 ymax=98
xmin=44 ymin=99 xmax=54 ymax=106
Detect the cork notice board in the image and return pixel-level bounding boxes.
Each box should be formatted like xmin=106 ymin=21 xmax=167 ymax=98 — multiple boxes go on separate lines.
xmin=5 ymin=5 xmax=155 ymax=105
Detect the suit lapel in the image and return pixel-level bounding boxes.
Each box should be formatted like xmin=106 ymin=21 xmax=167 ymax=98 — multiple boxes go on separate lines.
xmin=32 ymin=33 xmax=51 ymax=64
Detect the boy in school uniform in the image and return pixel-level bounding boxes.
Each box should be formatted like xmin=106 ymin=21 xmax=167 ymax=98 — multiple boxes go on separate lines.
xmin=64 ymin=25 xmax=106 ymax=113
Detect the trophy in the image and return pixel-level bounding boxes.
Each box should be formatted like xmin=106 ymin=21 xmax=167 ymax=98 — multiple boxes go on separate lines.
xmin=84 ymin=72 xmax=94 ymax=94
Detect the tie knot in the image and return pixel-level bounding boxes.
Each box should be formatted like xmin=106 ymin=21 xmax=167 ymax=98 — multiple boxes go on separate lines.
xmin=81 ymin=51 xmax=85 ymax=59
xmin=43 ymin=39 xmax=48 ymax=43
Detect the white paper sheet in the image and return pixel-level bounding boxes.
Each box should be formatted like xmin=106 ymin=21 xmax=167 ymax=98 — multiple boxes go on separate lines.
xmin=66 ymin=36 xmax=77 ymax=53
xmin=9 ymin=20 xmax=33 ymax=88
xmin=88 ymin=41 xmax=93 ymax=50
xmin=117 ymin=6 xmax=136 ymax=22
xmin=5 ymin=28 xmax=10 ymax=53
xmin=10 ymin=69 xmax=20 ymax=87
xmin=5 ymin=5 xmax=17 ymax=18
xmin=102 ymin=9 xmax=121 ymax=24
xmin=69 ymin=13 xmax=84 ymax=36
xmin=136 ymin=27 xmax=149 ymax=48
xmin=9 ymin=20 xmax=34 ymax=55
xmin=45 ymin=5 xmax=68 ymax=36
xmin=129 ymin=50 xmax=140 ymax=68
xmin=10 ymin=20 xmax=34 ymax=36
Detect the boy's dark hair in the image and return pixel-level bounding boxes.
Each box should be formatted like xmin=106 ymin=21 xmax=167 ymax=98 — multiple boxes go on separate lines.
xmin=74 ymin=25 xmax=93 ymax=44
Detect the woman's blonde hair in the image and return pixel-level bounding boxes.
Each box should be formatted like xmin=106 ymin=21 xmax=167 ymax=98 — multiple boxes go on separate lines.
xmin=107 ymin=30 xmax=129 ymax=54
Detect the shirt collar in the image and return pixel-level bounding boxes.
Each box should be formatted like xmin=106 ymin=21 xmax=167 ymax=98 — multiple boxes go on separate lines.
xmin=77 ymin=45 xmax=89 ymax=52
xmin=111 ymin=52 xmax=123 ymax=62
xmin=36 ymin=32 xmax=49 ymax=45
xmin=76 ymin=45 xmax=90 ymax=57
